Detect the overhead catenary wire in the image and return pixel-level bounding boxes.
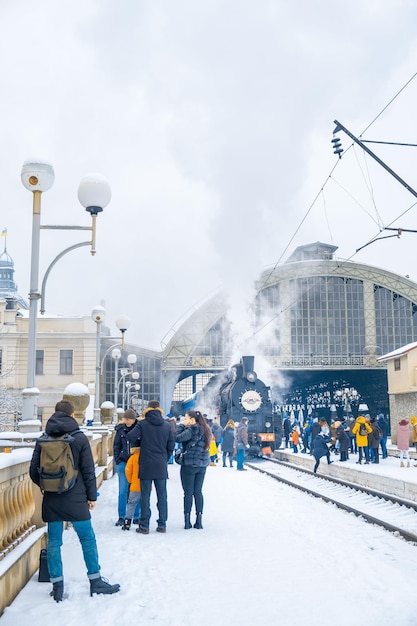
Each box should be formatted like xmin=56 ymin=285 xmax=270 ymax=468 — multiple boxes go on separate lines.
xmin=249 ymin=71 xmax=417 ymax=339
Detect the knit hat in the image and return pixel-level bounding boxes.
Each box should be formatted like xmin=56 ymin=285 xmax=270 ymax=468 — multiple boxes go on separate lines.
xmin=123 ymin=409 xmax=136 ymax=421
xmin=399 ymin=419 xmax=409 ymax=426
xmin=241 ymin=417 xmax=248 ymax=423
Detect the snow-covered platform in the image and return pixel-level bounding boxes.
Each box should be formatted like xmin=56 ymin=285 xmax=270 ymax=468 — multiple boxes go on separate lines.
xmin=2 ymin=459 xmax=417 ymax=626
xmin=274 ymin=444 xmax=417 ymax=501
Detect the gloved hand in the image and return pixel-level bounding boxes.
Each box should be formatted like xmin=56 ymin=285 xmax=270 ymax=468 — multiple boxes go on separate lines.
xmin=246 ymin=444 xmax=250 ymax=449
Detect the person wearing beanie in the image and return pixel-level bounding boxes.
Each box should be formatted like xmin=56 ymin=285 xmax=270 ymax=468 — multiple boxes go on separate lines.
xmin=29 ymin=400 xmax=120 ymax=601
xmin=127 ymin=400 xmax=175 ymax=533
xmin=397 ymin=418 xmax=411 ymax=467
xmin=113 ymin=408 xmax=139 ymax=526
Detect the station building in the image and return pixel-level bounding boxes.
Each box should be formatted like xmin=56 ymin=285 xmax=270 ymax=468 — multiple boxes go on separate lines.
xmin=3 ymin=237 xmax=417 ymax=427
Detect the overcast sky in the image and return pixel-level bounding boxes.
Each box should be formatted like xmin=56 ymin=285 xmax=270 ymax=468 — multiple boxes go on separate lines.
xmin=2 ymin=0 xmax=417 ymax=349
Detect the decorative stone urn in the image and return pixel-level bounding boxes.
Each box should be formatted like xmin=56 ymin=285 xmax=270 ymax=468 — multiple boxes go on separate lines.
xmin=100 ymin=401 xmax=114 ymax=425
xmin=63 ymin=382 xmax=90 ymax=426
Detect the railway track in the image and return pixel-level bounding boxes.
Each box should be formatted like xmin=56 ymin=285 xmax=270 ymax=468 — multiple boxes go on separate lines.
xmin=245 ymin=457 xmax=417 ymax=543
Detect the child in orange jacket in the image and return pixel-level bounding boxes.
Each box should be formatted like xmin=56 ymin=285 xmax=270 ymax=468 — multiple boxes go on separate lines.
xmin=123 ymin=447 xmax=141 ymax=530
xmin=291 ymin=428 xmax=299 ymax=453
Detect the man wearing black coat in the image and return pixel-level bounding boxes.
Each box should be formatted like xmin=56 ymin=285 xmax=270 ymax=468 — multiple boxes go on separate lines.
xmin=30 ymin=400 xmax=120 ymax=602
xmin=127 ymin=400 xmax=175 ymax=533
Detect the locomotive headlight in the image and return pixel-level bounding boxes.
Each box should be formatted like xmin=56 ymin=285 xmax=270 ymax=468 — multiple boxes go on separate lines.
xmin=246 ymin=371 xmax=257 ymax=383
xmin=265 ymin=421 xmax=271 ymax=428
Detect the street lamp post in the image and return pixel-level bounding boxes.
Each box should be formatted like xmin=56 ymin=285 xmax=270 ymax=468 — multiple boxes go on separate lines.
xmin=115 ymin=315 xmax=131 ymax=349
xmin=92 ymin=305 xmax=106 ymax=424
xmin=125 ymin=373 xmax=140 ymax=409
xmin=20 ymin=160 xmax=110 ymax=429
xmin=112 ymin=348 xmax=121 ymax=421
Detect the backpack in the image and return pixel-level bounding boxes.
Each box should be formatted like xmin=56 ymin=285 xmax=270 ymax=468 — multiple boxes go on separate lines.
xmin=37 ymin=430 xmax=79 ymax=494
xmin=359 ymin=423 xmax=368 ymax=437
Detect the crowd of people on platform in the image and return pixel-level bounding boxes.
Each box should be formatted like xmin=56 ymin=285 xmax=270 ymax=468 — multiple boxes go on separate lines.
xmin=29 ymin=397 xmax=417 ymax=605
xmin=283 ymin=411 xmax=417 ymax=472
xmin=113 ymin=404 xmax=250 ymax=538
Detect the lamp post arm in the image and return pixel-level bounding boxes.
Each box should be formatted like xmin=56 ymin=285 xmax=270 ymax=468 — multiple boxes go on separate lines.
xmin=40 ymin=241 xmax=91 ymax=314
xmin=333 ymin=119 xmax=417 ymax=200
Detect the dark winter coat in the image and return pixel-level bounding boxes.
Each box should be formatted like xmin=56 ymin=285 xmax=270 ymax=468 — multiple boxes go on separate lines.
xmin=235 ymin=421 xmax=248 ymax=449
xmin=310 ymin=421 xmax=321 ymax=445
xmin=211 ymin=421 xmax=223 ymax=444
xmin=377 ymin=414 xmax=389 ymax=438
xmin=29 ymin=411 xmax=96 ymax=523
xmin=175 ymin=423 xmax=210 ymax=467
xmin=113 ymin=419 xmax=138 ymax=465
xmin=127 ymin=407 xmax=175 ymax=480
xmin=312 ymin=433 xmax=331 ymax=460
xmin=336 ymin=425 xmax=350 ymax=453
xmin=283 ymin=417 xmax=292 ymax=437
xmin=368 ymin=422 xmax=383 ymax=448
xmin=222 ymin=426 xmax=235 ymax=453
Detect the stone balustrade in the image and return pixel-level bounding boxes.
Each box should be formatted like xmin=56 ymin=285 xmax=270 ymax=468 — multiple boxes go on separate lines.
xmin=0 ymin=427 xmax=115 ymax=616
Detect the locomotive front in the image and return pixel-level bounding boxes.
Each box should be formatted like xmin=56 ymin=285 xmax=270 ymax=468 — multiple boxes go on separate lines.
xmin=219 ymin=356 xmax=277 ymax=456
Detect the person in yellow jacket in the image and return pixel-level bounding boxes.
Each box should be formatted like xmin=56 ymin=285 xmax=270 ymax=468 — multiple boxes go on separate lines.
xmin=209 ymin=435 xmax=218 ymax=466
xmin=122 ymin=447 xmax=141 ymax=530
xmin=410 ymin=416 xmax=417 ymax=451
xmin=352 ymin=416 xmax=372 ymax=465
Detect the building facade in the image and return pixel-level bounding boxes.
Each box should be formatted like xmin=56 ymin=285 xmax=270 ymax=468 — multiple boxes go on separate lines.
xmin=5 ymin=238 xmax=417 ymax=426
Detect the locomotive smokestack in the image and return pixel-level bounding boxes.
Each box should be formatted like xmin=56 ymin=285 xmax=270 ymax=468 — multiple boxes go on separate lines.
xmin=241 ymin=356 xmax=255 ymax=377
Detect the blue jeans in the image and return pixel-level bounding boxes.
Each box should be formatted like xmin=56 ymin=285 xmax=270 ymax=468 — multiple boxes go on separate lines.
xmin=380 ymin=436 xmax=387 ymax=458
xmin=236 ymin=448 xmax=245 ymax=470
xmin=47 ymin=520 xmax=100 ymax=582
xmin=180 ymin=465 xmax=207 ymax=514
xmin=140 ymin=479 xmax=168 ymax=529
xmin=117 ymin=462 xmax=140 ymax=519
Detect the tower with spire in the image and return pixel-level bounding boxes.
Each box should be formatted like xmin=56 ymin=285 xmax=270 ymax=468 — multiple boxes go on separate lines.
xmin=0 ymin=228 xmax=28 ymax=310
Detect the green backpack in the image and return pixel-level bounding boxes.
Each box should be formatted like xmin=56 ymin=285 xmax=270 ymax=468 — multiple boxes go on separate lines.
xmin=37 ymin=430 xmax=79 ymax=494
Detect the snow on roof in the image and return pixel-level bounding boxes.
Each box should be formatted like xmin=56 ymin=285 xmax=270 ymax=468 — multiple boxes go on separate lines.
xmin=377 ymin=341 xmax=417 ymax=361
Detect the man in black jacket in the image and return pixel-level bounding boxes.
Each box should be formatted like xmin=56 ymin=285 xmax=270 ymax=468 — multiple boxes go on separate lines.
xmin=30 ymin=400 xmax=120 ymax=602
xmin=113 ymin=408 xmax=138 ymax=526
xmin=127 ymin=400 xmax=175 ymax=533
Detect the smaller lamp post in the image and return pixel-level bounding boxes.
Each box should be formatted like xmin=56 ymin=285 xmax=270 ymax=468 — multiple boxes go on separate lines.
xmin=112 ymin=348 xmax=121 ymax=419
xmin=115 ymin=315 xmax=131 ymax=349
xmin=92 ymin=305 xmax=105 ymax=425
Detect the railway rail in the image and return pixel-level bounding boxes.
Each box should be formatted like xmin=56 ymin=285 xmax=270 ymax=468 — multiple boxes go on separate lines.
xmin=245 ymin=456 xmax=417 ymax=543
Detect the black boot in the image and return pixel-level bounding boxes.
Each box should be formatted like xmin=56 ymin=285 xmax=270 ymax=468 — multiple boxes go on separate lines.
xmin=90 ymin=577 xmax=120 ymax=596
xmin=50 ymin=580 xmax=64 ymax=602
xmin=184 ymin=513 xmax=192 ymax=529
xmin=194 ymin=513 xmax=203 ymax=529
xmin=122 ymin=518 xmax=131 ymax=531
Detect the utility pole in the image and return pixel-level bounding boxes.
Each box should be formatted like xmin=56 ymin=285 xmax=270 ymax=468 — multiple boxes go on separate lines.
xmin=332 ymin=120 xmax=417 ymax=200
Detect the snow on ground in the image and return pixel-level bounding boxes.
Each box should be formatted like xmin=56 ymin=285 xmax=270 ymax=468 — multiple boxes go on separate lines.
xmin=2 ymin=452 xmax=417 ymax=626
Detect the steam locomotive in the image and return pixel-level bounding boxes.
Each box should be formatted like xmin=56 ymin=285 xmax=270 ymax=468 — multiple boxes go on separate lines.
xmin=181 ymin=356 xmax=282 ymax=456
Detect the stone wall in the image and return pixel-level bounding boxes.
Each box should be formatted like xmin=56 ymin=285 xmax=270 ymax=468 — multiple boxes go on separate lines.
xmin=388 ymin=391 xmax=417 ymax=445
